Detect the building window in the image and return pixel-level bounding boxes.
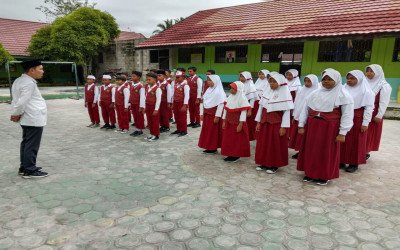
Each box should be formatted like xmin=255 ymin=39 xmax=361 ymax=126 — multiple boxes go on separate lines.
xmin=393 ymin=38 xmax=400 ymax=62
xmin=261 ymin=43 xmax=303 ymax=63
xmin=318 ymin=39 xmax=373 ymax=62
xmin=150 ymin=49 xmax=169 ymax=64
xmin=150 ymin=50 xmax=159 ymax=63
xmin=215 ymin=45 xmax=248 ymax=63
xmin=178 ymin=47 xmax=205 ymax=63
xmin=98 ymin=53 xmax=104 ymax=64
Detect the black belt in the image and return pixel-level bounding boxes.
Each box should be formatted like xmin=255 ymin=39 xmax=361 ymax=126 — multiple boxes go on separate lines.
xmin=313 ymin=116 xmax=324 ymax=120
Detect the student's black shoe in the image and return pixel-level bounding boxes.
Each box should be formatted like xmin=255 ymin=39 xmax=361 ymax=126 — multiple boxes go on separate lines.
xmin=256 ymin=166 xmax=268 ymax=171
xmin=223 ymin=156 xmax=231 ymax=161
xmin=178 ymin=132 xmax=188 ymax=137
xmin=169 ymin=118 xmax=174 ymax=122
xmin=339 ymin=163 xmax=346 ymax=169
xmin=133 ymin=131 xmax=143 ymax=137
xmin=203 ymin=150 xmax=217 ymax=155
xmin=187 ymin=122 xmax=195 ymax=127
xmin=148 ymin=135 xmax=159 ymax=142
xmin=108 ymin=124 xmax=116 ymax=130
xmin=225 ymin=157 xmax=240 ymax=163
xmin=100 ymin=123 xmax=110 ymax=129
xmin=366 ymin=153 xmax=370 ymax=160
xmin=163 ymin=127 xmax=170 ymax=132
xmin=266 ymin=167 xmax=278 ymax=174
xmin=303 ymin=176 xmax=314 ymax=182
xmin=131 ymin=123 xmax=135 ymax=127
xmin=192 ymin=123 xmax=201 ymax=128
xmin=19 ymin=167 xmax=42 ymax=175
xmin=159 ymin=127 xmax=166 ymax=132
xmin=316 ymin=179 xmax=329 ymax=186
xmin=22 ymin=171 xmax=48 ymax=179
xmin=170 ymin=130 xmax=180 ymax=135
xmin=345 ymin=165 xmax=358 ymax=173
xmin=291 ymin=152 xmax=299 ymax=159
xmin=172 ymin=121 xmax=176 ymax=124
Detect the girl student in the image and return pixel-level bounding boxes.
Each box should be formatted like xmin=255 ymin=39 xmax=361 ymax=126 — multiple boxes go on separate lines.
xmin=221 ymin=81 xmax=251 ymax=163
xmin=297 ymin=69 xmax=354 ymax=186
xmin=289 ymin=74 xmax=320 ymax=159
xmin=254 ymin=73 xmax=294 ymax=174
xmin=364 ymin=64 xmax=392 ymax=160
xmin=339 ymin=70 xmax=375 ymax=173
xmin=285 ymin=69 xmax=302 ymax=101
xmin=198 ymin=75 xmax=227 ymax=154
xmin=239 ymin=71 xmax=259 ymax=141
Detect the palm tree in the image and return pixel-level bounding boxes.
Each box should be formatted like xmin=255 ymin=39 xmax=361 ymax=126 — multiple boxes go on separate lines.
xmin=152 ymin=17 xmax=185 ymax=35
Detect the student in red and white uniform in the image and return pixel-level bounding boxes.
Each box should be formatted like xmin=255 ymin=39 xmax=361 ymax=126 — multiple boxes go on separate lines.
xmin=99 ymin=75 xmax=116 ymax=130
xmin=365 ymin=64 xmax=392 ymax=160
xmin=145 ymin=73 xmax=162 ymax=142
xmin=221 ymin=81 xmax=251 ymax=163
xmin=120 ymin=72 xmax=133 ymax=124
xmin=339 ymin=70 xmax=375 ymax=173
xmin=157 ymin=70 xmax=172 ymax=133
xmin=297 ymin=69 xmax=354 ymax=186
xmin=165 ymin=69 xmax=174 ymax=122
xmin=255 ymin=73 xmax=293 ymax=174
xmin=239 ymin=71 xmax=259 ymax=141
xmin=285 ymin=69 xmax=302 ymax=101
xmin=254 ymin=69 xmax=270 ymax=137
xmin=129 ymin=71 xmax=145 ymax=137
xmin=84 ymin=75 xmax=100 ymax=128
xmin=198 ymin=75 xmax=226 ymax=154
xmin=202 ymin=69 xmax=215 ymax=97
xmin=187 ymin=66 xmax=203 ymax=128
xmin=171 ymin=71 xmax=190 ymax=137
xmin=114 ymin=76 xmax=130 ymax=134
xmin=289 ymin=74 xmax=319 ymax=159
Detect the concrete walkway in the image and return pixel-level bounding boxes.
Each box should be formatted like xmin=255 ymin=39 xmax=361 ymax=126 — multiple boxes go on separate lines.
xmin=1 ymin=99 xmax=400 ymax=249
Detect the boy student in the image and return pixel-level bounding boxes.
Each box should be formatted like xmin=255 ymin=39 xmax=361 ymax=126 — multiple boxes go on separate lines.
xmin=84 ymin=75 xmax=100 ymax=128
xmin=171 ymin=71 xmax=190 ymax=137
xmin=187 ymin=66 xmax=203 ymax=128
xmin=129 ymin=71 xmax=146 ymax=136
xmin=99 ymin=75 xmax=116 ymax=130
xmin=166 ymin=69 xmax=174 ymax=122
xmin=203 ymin=69 xmax=215 ymax=96
xmin=157 ymin=70 xmax=172 ymax=132
xmin=120 ymin=72 xmax=133 ymax=124
xmin=114 ymin=76 xmax=130 ymax=134
xmin=145 ymin=73 xmax=162 ymax=141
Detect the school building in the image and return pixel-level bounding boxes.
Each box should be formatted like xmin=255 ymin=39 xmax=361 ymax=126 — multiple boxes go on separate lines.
xmin=136 ymin=0 xmax=400 ymax=100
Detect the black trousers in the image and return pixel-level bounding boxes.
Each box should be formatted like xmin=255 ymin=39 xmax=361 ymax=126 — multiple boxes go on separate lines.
xmin=20 ymin=125 xmax=43 ymax=173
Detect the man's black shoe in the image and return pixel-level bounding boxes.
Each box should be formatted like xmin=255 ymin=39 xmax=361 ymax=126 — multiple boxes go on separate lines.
xmin=178 ymin=132 xmax=188 ymax=137
xmin=187 ymin=123 xmax=195 ymax=127
xmin=22 ymin=171 xmax=48 ymax=179
xmin=100 ymin=123 xmax=110 ymax=129
xmin=203 ymin=150 xmax=217 ymax=154
xmin=108 ymin=124 xmax=116 ymax=130
xmin=170 ymin=130 xmax=180 ymax=135
xmin=19 ymin=167 xmax=42 ymax=175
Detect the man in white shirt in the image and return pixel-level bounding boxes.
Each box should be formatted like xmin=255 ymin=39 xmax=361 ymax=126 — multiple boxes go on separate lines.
xmin=10 ymin=59 xmax=48 ymax=179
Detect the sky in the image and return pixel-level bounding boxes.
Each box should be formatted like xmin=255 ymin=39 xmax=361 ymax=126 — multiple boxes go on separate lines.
xmin=0 ymin=0 xmax=264 ymax=38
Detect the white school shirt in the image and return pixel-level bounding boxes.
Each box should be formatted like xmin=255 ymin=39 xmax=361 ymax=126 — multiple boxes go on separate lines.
xmin=172 ymin=80 xmax=190 ymax=105
xmin=362 ymin=105 xmax=374 ymax=126
xmin=117 ymin=85 xmax=130 ymax=108
xmin=147 ymin=84 xmax=162 ymax=111
xmin=200 ymin=103 xmax=224 ymax=117
xmin=158 ymin=80 xmax=173 ymax=103
xmin=11 ymin=74 xmax=47 ymax=127
xmin=298 ymin=103 xmax=354 ymax=136
xmin=254 ymin=104 xmax=291 ymax=128
xmin=132 ymin=82 xmax=146 ymax=108
xmin=375 ymin=85 xmax=392 ymax=119
xmin=98 ymin=84 xmax=116 ymax=103
xmin=222 ymin=110 xmax=247 ymax=122
xmin=85 ymin=83 xmax=99 ymax=103
xmin=190 ymin=74 xmax=203 ymax=99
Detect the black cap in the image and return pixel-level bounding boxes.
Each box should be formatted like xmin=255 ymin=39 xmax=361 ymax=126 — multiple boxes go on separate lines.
xmin=21 ymin=59 xmax=42 ymax=71
xmin=156 ymin=70 xmax=166 ymax=75
xmin=116 ymin=76 xmax=126 ymax=81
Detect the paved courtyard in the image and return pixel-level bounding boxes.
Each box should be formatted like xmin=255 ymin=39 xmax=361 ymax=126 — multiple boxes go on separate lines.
xmin=1 ymin=98 xmax=400 ymax=250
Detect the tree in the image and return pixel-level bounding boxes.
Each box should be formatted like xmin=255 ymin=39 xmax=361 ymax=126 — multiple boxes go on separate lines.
xmin=152 ymin=17 xmax=185 ymax=35
xmin=0 ymin=43 xmax=14 ymax=66
xmin=28 ymin=7 xmax=120 ymax=76
xmin=36 ymin=0 xmax=96 ymax=21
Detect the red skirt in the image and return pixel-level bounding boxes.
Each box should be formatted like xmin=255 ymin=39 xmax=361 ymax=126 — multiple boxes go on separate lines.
xmin=198 ymin=112 xmax=222 ymax=150
xmin=340 ymin=116 xmax=367 ymax=165
xmin=255 ymin=123 xmax=288 ymax=167
xmin=288 ymin=119 xmax=303 ymax=151
xmin=221 ymin=122 xmax=250 ymax=157
xmin=297 ymin=117 xmax=340 ymax=180
xmin=366 ymin=119 xmax=383 ymax=152
xmin=247 ymin=107 xmax=257 ymax=141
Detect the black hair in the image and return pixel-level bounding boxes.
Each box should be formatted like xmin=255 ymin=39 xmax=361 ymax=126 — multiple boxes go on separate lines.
xmin=176 ymin=67 xmax=186 ymax=72
xmin=120 ymin=72 xmax=129 ymax=77
xmin=207 ymin=69 xmax=215 ymax=74
xmin=165 ymin=69 xmax=171 ymax=74
xmin=116 ymin=76 xmax=126 ymax=81
xmin=132 ymin=71 xmax=142 ymax=77
xmin=146 ymin=73 xmax=157 ymax=79
xmin=188 ymin=66 xmax=197 ymax=72
xmin=156 ymin=70 xmax=166 ymax=75
xmin=149 ymin=69 xmax=157 ymax=73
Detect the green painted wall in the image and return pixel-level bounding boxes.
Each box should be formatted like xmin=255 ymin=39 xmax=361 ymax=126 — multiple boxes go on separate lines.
xmin=176 ymin=37 xmax=400 ymax=100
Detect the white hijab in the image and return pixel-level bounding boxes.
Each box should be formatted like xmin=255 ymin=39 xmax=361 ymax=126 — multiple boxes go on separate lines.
xmin=225 ymin=81 xmax=251 ymax=111
xmin=240 ymin=71 xmax=259 ymax=101
xmin=344 ymin=70 xmax=375 ymax=109
xmin=254 ymin=70 xmax=270 ymax=98
xmin=286 ymin=69 xmax=302 ymax=91
xmin=307 ymin=69 xmax=353 ymax=112
xmin=293 ymin=74 xmax=320 ymax=120
xmin=203 ymin=75 xmax=226 ymax=109
xmin=365 ymin=64 xmax=389 ymax=95
xmin=260 ymin=73 xmax=294 ymax=113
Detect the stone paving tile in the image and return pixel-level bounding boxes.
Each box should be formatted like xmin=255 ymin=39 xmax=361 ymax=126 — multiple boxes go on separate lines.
xmin=0 ymin=99 xmax=400 ymax=249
